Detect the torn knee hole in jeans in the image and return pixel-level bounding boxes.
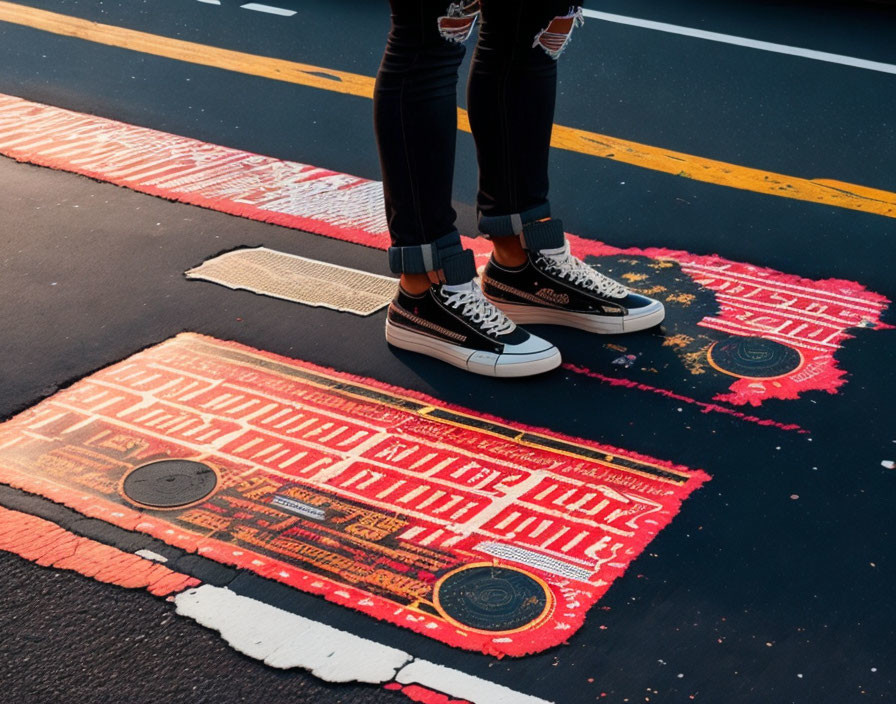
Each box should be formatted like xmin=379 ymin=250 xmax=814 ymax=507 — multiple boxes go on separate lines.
xmin=437 ymin=0 xmax=481 ymax=43
xmin=533 ymin=6 xmax=584 ymax=59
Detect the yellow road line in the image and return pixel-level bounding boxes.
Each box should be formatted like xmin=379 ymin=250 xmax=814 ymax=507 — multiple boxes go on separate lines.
xmin=0 ymin=1 xmax=375 ymax=97
xmin=1 ymin=0 xmax=894 ymax=219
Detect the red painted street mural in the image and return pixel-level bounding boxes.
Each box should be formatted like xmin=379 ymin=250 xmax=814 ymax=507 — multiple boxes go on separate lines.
xmin=0 ymin=93 xmax=888 ymax=412
xmin=562 ymin=242 xmax=893 ymax=407
xmin=0 ymin=334 xmax=707 ymax=656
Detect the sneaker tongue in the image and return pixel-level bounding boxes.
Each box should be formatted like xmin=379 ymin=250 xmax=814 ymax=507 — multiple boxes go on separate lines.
xmin=538 ymin=242 xmax=569 ymax=257
xmin=441 ymin=281 xmax=475 ymax=294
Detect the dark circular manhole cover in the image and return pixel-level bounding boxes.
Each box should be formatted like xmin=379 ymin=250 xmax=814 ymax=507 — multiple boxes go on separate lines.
xmin=433 ymin=564 xmax=552 ymax=633
xmin=707 ymin=336 xmax=803 ymax=379
xmin=121 ymin=459 xmax=218 ymax=509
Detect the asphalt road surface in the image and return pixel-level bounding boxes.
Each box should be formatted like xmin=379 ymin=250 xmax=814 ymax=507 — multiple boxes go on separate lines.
xmin=1 ymin=1 xmax=894 ymax=703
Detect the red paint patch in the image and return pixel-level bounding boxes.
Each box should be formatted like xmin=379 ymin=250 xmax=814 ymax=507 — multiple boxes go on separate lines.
xmin=0 ymin=334 xmax=706 ymax=656
xmin=0 ymin=94 xmax=383 ymax=251
xmin=562 ymin=364 xmax=809 ymax=433
xmin=0 ymin=93 xmax=888 ymax=408
xmin=384 ymin=682 xmax=471 ymax=704
xmin=569 ymin=241 xmax=893 ymax=406
xmin=0 ymin=505 xmax=198 ymax=596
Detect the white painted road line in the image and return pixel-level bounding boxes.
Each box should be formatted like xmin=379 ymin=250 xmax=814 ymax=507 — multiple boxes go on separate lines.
xmin=134 ymin=549 xmax=169 ymax=563
xmin=240 ymin=3 xmax=296 ymax=17
xmin=175 ymin=585 xmax=554 ymax=703
xmin=396 ymin=660 xmax=553 ymax=704
xmin=581 ymin=9 xmax=896 ymax=75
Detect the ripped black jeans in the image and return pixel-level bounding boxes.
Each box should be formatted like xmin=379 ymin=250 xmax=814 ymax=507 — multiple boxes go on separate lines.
xmin=374 ymin=0 xmax=584 ymax=281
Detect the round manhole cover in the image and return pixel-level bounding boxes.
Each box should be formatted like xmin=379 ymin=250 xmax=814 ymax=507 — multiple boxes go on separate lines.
xmin=707 ymin=336 xmax=803 ymax=379
xmin=121 ymin=459 xmax=218 ymax=509
xmin=433 ymin=564 xmax=552 ymax=633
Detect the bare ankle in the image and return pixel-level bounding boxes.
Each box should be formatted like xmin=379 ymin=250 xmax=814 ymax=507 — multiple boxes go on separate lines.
xmin=491 ymin=235 xmax=528 ymax=268
xmin=399 ymin=273 xmax=434 ymax=295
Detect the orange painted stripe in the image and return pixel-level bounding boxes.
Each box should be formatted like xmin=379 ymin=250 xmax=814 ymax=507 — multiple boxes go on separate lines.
xmin=0 ymin=505 xmax=199 ymax=596
xmin=0 ymin=0 xmax=894 ymax=219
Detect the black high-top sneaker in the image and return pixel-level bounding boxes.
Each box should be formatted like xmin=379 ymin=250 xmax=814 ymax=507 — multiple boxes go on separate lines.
xmin=385 ymin=280 xmax=561 ymax=377
xmin=481 ymin=240 xmax=665 ymax=334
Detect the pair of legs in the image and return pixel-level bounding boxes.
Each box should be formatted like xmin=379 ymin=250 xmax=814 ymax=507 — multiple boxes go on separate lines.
xmin=374 ymin=0 xmax=582 ymax=289
xmin=375 ymin=2 xmax=663 ymax=377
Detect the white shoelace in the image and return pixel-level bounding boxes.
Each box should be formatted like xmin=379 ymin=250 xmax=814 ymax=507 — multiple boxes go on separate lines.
xmin=441 ymin=281 xmax=516 ymax=337
xmin=537 ymin=242 xmax=629 ymax=299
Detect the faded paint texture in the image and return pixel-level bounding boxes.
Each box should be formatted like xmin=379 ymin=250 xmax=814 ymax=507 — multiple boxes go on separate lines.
xmin=0 ymin=506 xmax=198 ymax=595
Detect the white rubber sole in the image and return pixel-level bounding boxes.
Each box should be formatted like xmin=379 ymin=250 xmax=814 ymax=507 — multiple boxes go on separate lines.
xmin=487 ymin=298 xmax=665 ymax=334
xmin=385 ymin=320 xmax=562 ymax=377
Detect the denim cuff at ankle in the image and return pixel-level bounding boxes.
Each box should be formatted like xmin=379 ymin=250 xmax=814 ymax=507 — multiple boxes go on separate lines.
xmin=477 ymin=203 xmax=551 ymax=238
xmin=387 ymin=230 xmax=476 ymax=285
xmin=520 ymin=217 xmax=566 ymax=251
